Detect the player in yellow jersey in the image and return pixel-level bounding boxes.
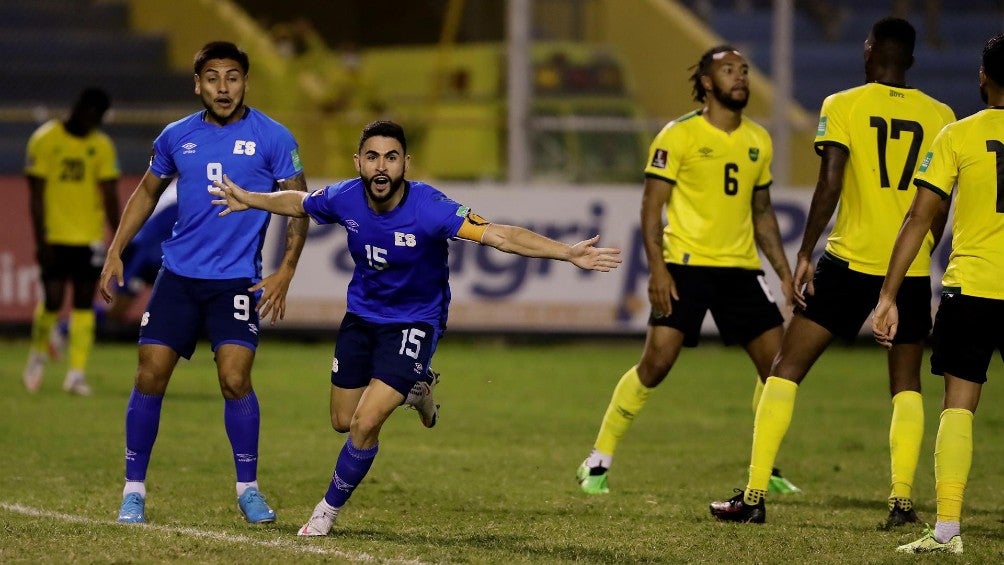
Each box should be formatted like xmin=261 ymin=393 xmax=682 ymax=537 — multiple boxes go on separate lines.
xmin=576 ymin=45 xmax=795 ymax=495
xmin=711 ymin=18 xmax=955 ymax=526
xmin=876 ymin=32 xmax=1004 ymax=556
xmin=22 ymin=88 xmax=121 ymax=395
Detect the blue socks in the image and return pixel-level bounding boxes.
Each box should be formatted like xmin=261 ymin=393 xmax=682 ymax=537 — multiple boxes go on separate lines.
xmin=124 ymin=388 xmax=164 ymax=481
xmin=224 ymin=391 xmax=261 ymax=483
xmin=324 ymin=437 xmax=379 ymax=508
xmin=124 ymin=389 xmax=262 ymax=485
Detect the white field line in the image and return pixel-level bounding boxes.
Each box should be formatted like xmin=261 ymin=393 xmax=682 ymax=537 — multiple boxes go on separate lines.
xmin=0 ymin=502 xmax=424 ymax=564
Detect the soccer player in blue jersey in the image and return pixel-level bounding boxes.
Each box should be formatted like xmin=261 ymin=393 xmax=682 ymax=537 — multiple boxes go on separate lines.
xmin=98 ymin=41 xmax=310 ymax=525
xmin=210 ymin=119 xmax=623 ymax=536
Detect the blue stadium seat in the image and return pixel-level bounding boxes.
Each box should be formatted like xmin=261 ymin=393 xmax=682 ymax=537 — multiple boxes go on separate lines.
xmin=694 ymin=2 xmax=999 ymax=119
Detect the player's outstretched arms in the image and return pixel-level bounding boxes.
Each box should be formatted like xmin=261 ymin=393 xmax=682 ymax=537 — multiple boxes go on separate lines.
xmin=482 ymin=225 xmax=622 ymax=272
xmin=210 ymin=174 xmax=308 ymax=218
xmin=567 ymin=235 xmax=623 ymax=271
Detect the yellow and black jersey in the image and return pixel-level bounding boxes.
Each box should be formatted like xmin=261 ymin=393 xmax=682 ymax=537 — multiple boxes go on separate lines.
xmin=25 ymin=119 xmax=120 ymax=245
xmin=815 ymin=82 xmax=955 ymax=276
xmin=914 ymin=108 xmax=1004 ymax=299
xmin=644 ymin=110 xmax=772 ymax=269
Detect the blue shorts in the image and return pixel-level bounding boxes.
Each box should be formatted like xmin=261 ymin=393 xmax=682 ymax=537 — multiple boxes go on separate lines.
xmin=139 ymin=268 xmax=260 ymax=359
xmin=331 ymin=312 xmax=438 ymax=396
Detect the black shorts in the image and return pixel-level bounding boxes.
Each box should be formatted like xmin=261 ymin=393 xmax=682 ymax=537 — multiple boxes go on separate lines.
xmin=40 ymin=244 xmax=103 ymax=282
xmin=650 ymin=264 xmax=783 ymax=347
xmin=331 ymin=312 xmax=439 ymax=397
xmin=139 ymin=268 xmax=260 ymax=359
xmin=800 ymin=252 xmax=931 ymax=343
xmin=930 ymin=291 xmax=1004 ymax=384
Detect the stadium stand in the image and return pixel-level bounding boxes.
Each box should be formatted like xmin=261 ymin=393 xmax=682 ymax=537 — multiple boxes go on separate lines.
xmin=696 ymin=0 xmax=1003 ymax=118
xmin=0 ymin=0 xmax=192 ymax=173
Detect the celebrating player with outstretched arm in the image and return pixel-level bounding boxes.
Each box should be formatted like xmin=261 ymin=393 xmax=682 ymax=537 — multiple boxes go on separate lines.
xmin=211 ymin=119 xmax=621 ymax=536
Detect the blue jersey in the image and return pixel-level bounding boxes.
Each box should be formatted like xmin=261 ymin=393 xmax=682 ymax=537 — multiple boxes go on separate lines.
xmin=149 ymin=108 xmax=302 ymax=279
xmin=121 ymin=202 xmax=178 ymax=290
xmin=132 ymin=202 xmax=178 ymax=250
xmin=302 ymin=179 xmax=467 ymax=330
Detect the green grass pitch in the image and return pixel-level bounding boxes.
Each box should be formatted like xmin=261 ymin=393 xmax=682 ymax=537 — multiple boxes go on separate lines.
xmin=2 ymin=336 xmax=1002 ymax=563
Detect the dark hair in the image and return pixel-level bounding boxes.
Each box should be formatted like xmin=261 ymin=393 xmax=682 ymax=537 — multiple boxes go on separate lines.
xmin=359 ymin=120 xmax=408 ymax=154
xmin=193 ymin=41 xmax=249 ymax=75
xmin=75 ymin=87 xmax=111 ymax=115
xmin=871 ymin=17 xmax=915 ymax=67
xmin=689 ymin=45 xmax=738 ymax=103
xmin=984 ymin=33 xmax=1004 ymax=86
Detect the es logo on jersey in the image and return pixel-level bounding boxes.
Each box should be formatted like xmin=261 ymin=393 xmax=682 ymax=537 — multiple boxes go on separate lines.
xmin=233 ymin=140 xmax=257 ymax=155
xmin=395 ymin=232 xmax=417 ymax=247
xmin=650 ymin=148 xmax=668 ymax=168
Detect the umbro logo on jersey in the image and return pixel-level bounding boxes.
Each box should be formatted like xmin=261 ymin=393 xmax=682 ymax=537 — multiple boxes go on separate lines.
xmin=345 ymin=219 xmax=359 ymax=233
xmin=182 ymin=142 xmax=197 ymax=154
xmin=651 ymin=148 xmax=668 ymax=168
xmin=248 ymin=323 xmax=259 ymax=335
xmin=698 ymin=147 xmax=714 ymax=158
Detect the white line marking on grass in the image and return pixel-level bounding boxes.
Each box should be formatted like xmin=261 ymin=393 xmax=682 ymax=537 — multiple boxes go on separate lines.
xmin=1 ymin=502 xmax=424 ymax=564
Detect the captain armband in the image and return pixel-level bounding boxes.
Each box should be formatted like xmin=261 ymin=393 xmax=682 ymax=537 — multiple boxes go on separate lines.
xmin=456 ymin=212 xmax=491 ymax=243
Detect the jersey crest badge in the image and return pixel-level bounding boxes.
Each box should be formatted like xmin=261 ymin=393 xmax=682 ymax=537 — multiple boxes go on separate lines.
xmin=650 ymin=148 xmax=668 ymax=169
xmin=816 ymin=116 xmax=828 ymax=136
xmin=919 ymin=151 xmax=933 ymax=173
xmin=748 ymin=147 xmax=760 ymax=162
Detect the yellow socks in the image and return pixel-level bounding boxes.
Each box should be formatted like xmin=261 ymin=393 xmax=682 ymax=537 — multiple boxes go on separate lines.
xmin=746 ymin=376 xmax=798 ymax=500
xmin=751 ymin=376 xmax=765 ymax=414
xmin=68 ymin=309 xmax=96 ymax=372
xmin=934 ymin=408 xmax=973 ymax=523
xmin=889 ymin=390 xmax=924 ymax=501
xmin=30 ymin=303 xmax=58 ymax=354
xmin=593 ymin=366 xmax=653 ymax=455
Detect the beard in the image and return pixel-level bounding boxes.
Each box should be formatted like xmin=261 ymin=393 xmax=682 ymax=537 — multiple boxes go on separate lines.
xmin=363 ymin=173 xmax=406 ymax=203
xmin=711 ymin=83 xmax=749 ymax=111
xmin=202 ymin=93 xmax=245 ymax=124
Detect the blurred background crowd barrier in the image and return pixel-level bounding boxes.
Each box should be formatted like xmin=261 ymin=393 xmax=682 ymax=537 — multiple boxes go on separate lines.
xmin=0 ymin=0 xmax=998 ymax=332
